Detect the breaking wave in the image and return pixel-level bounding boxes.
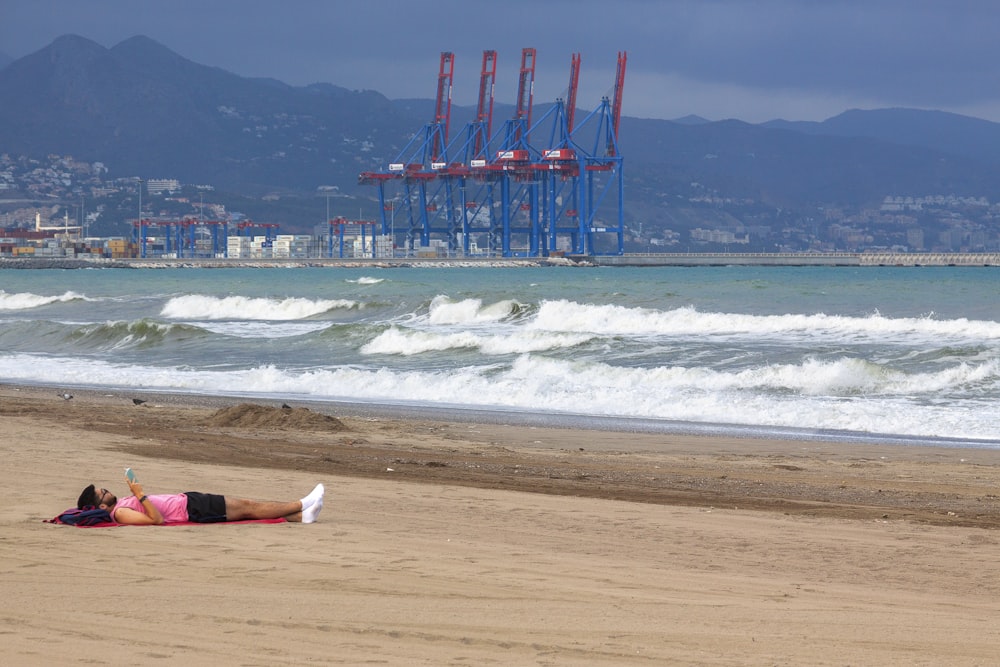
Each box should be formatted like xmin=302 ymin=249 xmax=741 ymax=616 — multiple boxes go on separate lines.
xmin=2 ymin=352 xmax=997 ymax=440
xmin=530 ymin=300 xmax=1000 ymax=343
xmin=160 ymin=294 xmax=358 ymax=320
xmin=361 ymin=326 xmax=593 ymax=356
xmin=426 ymin=295 xmax=526 ymax=325
xmin=68 ymin=320 xmax=208 ymax=350
xmin=0 ymin=290 xmax=91 ymax=310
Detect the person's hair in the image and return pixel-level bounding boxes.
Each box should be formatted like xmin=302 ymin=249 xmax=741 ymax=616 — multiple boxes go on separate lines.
xmin=77 ymin=484 xmax=99 ymax=509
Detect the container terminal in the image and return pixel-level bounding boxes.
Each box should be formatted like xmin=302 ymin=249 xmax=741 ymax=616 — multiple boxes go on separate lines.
xmin=3 ymin=48 xmax=998 ymax=268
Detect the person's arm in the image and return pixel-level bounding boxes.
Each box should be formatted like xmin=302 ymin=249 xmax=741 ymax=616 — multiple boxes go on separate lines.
xmin=112 ymin=505 xmax=163 ymax=525
xmin=115 ymin=479 xmax=165 ymax=525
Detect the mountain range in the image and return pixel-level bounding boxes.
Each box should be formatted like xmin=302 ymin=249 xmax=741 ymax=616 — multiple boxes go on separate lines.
xmin=3 ymin=34 xmax=1000 ymax=239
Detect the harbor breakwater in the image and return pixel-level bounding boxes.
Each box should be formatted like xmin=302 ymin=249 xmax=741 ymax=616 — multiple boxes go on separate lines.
xmin=2 ymin=252 xmax=999 ymax=269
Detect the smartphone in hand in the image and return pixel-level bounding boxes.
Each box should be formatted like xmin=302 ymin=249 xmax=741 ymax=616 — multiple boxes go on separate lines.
xmin=125 ymin=467 xmax=138 ymax=483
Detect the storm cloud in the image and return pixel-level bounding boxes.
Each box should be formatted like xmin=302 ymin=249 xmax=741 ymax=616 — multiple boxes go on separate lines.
xmin=4 ymin=0 xmax=1000 ymax=123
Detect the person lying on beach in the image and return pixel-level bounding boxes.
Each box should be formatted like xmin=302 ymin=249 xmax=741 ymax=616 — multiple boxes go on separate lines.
xmin=76 ymin=476 xmax=325 ymax=525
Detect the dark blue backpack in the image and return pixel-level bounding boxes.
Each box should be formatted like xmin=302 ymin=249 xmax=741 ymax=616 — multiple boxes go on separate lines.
xmin=47 ymin=505 xmax=114 ymax=526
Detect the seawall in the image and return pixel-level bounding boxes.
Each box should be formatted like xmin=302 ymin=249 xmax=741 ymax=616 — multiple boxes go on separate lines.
xmin=581 ymin=252 xmax=1000 ymax=267
xmin=2 ymin=252 xmax=999 ymax=269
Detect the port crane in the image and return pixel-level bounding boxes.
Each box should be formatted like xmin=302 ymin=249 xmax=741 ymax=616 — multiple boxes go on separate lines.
xmin=359 ymin=52 xmax=454 ymax=253
xmin=359 ymin=48 xmax=626 ymax=257
xmin=546 ymin=50 xmax=627 ymax=255
xmin=446 ymin=50 xmax=498 ymax=255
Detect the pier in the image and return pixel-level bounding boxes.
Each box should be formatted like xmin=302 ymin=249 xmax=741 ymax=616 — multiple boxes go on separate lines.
xmin=583 ymin=252 xmax=1000 ymax=267
xmin=3 ymin=252 xmax=1000 ymax=269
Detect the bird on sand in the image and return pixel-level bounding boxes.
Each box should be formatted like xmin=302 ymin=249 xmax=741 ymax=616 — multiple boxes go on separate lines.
xmin=132 ymin=398 xmax=147 ymax=406
xmin=58 ymin=393 xmax=73 ymax=400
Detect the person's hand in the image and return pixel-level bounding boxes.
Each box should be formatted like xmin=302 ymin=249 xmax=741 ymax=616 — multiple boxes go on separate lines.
xmin=126 ymin=476 xmax=145 ymax=498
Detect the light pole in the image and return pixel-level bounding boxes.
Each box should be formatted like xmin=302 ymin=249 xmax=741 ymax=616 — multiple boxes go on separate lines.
xmin=136 ymin=178 xmax=144 ymax=257
xmin=390 ymin=197 xmax=396 ymax=258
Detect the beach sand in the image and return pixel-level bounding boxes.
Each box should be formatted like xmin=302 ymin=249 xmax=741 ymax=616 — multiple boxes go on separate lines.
xmin=3 ymin=385 xmax=1000 ymax=665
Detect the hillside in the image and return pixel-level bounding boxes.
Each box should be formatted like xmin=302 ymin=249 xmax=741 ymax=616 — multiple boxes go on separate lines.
xmin=0 ymin=35 xmax=416 ymax=195
xmin=3 ymin=34 xmax=1000 ymax=245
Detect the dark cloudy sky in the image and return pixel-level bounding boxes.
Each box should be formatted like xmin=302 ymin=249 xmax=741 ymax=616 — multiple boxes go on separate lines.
xmin=4 ymin=0 xmax=1000 ymax=123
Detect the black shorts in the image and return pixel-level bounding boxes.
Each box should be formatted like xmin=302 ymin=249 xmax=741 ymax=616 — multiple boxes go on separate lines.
xmin=184 ymin=491 xmax=228 ymax=523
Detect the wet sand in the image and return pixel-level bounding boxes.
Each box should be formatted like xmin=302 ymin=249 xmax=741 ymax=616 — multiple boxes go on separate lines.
xmin=4 ymin=385 xmax=1000 ymax=665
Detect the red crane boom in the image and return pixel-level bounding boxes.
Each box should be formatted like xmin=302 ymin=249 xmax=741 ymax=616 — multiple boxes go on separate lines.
xmin=473 ymin=50 xmax=497 ymax=158
xmin=608 ymin=51 xmax=627 ymax=156
xmin=514 ymin=47 xmax=536 ymax=143
xmin=430 ymin=52 xmax=455 ymax=162
xmin=566 ymin=53 xmax=581 ymax=134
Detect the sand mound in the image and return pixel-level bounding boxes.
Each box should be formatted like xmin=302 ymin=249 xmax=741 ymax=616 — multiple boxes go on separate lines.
xmin=204 ymin=403 xmax=347 ymax=432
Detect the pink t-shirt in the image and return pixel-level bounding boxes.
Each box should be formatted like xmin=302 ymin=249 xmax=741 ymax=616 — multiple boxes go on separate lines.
xmin=113 ymin=493 xmax=189 ymax=523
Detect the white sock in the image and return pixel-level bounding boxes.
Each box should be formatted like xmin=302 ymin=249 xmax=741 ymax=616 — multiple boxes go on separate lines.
xmin=300 ymin=483 xmax=324 ymax=509
xmin=303 ymin=496 xmax=324 ymax=524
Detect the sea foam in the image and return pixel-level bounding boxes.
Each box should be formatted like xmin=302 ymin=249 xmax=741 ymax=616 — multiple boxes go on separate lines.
xmin=530 ymin=300 xmax=1000 ymax=343
xmin=0 ymin=290 xmax=89 ymax=310
xmin=361 ymin=326 xmax=593 ymax=356
xmin=160 ymin=294 xmax=357 ymax=320
xmin=4 ymin=351 xmax=997 ymax=441
xmin=427 ymin=296 xmax=523 ymax=325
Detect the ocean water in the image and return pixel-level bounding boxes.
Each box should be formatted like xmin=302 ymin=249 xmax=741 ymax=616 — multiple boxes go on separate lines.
xmin=1 ymin=265 xmax=999 ymax=446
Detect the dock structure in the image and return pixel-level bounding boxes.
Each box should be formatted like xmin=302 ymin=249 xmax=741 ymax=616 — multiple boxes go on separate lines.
xmin=359 ymin=49 xmax=628 ymax=258
xmin=583 ymin=252 xmax=1000 ymax=267
xmin=5 ymin=251 xmax=1000 ymax=268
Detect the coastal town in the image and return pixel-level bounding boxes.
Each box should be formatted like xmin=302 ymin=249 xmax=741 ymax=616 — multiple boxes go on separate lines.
xmin=3 ymin=151 xmax=1000 ymax=260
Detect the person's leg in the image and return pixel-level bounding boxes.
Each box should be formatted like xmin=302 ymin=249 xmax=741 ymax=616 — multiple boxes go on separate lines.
xmin=223 ymin=484 xmax=324 ymax=523
xmin=224 ymin=498 xmax=304 ymax=522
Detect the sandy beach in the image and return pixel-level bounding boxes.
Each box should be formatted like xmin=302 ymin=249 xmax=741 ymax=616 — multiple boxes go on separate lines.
xmin=4 ymin=385 xmax=1000 ymax=665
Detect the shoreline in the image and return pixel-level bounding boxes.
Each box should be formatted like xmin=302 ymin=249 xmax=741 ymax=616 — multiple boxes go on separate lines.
xmin=6 ymin=384 xmax=1000 ymax=664
xmin=7 ymin=382 xmax=1000 ymax=527
xmin=9 ymin=380 xmax=1000 ymax=452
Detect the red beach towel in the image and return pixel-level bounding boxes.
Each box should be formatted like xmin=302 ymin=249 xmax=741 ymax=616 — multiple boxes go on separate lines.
xmin=46 ymin=508 xmax=286 ymax=527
